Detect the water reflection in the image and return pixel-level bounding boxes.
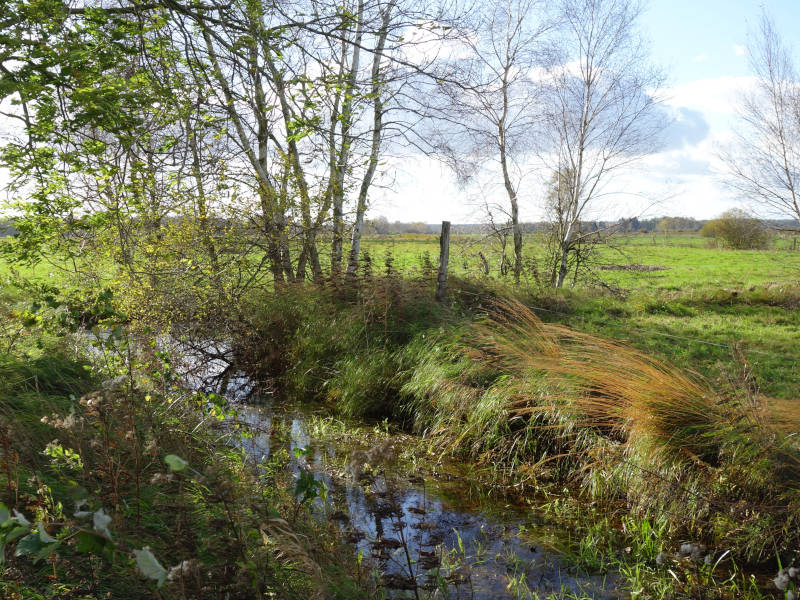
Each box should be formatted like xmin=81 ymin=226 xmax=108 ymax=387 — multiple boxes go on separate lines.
xmin=176 ymin=340 xmax=620 ymax=599
xmin=236 ymin=404 xmax=617 ymax=599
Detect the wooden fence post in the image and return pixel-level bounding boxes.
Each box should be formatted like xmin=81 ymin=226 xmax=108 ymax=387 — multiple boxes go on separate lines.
xmin=435 ymin=221 xmax=450 ymax=302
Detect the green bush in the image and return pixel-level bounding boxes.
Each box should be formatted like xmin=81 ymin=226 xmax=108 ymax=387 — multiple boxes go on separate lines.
xmin=239 ymin=281 xmax=800 ymax=565
xmin=700 ymin=209 xmax=770 ymax=249
xmin=0 ymin=342 xmax=365 ymax=599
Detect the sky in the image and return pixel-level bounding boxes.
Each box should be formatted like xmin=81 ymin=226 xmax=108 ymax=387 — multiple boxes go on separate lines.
xmin=2 ymin=1 xmax=799 ymax=224
xmin=371 ymin=0 xmax=800 ymax=223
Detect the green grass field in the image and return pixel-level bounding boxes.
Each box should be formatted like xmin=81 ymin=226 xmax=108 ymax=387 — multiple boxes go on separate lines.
xmin=2 ymin=230 xmax=799 ymax=596
xmin=359 ymin=232 xmax=800 ymax=399
xmin=361 ymin=231 xmax=800 ymax=289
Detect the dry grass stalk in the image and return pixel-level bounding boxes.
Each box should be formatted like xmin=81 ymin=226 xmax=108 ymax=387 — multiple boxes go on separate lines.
xmin=471 ymin=298 xmax=800 ymax=488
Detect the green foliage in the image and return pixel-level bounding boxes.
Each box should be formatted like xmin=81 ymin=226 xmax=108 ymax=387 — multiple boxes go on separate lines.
xmin=329 ymin=349 xmax=406 ymax=419
xmin=701 ymin=209 xmax=771 ymax=249
xmin=293 ymin=462 xmax=327 ymax=507
xmin=1 ymin=0 xmax=178 ymax=263
xmin=14 ymin=0 xmax=800 ymax=595
xmin=237 ymin=276 xmax=800 ymax=575
xmin=164 ymin=454 xmax=189 ymax=472
xmin=0 ymin=327 xmax=366 ymax=599
xmin=0 ymin=351 xmax=92 ymax=397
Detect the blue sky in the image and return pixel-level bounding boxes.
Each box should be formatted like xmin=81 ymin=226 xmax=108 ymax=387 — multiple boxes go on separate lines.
xmin=642 ymin=0 xmax=800 ymax=87
xmin=374 ymin=0 xmax=800 ymax=222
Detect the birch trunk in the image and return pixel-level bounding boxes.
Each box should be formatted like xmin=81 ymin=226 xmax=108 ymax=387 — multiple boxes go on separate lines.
xmin=346 ymin=0 xmax=395 ymax=275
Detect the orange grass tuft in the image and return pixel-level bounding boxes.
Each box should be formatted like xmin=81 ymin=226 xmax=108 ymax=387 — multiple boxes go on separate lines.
xmin=472 ymin=299 xmax=800 ymax=466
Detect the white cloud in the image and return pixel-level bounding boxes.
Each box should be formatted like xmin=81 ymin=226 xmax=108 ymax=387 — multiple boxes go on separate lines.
xmin=663 ymin=76 xmax=754 ymax=118
xmin=587 ymin=77 xmax=756 ymax=219
xmin=609 ymin=136 xmax=737 ymax=219
xmin=372 ymin=76 xmax=756 ymax=222
xmin=398 ymin=21 xmax=475 ymax=64
xmin=371 ymin=156 xmax=475 ymax=222
xmin=692 ymin=54 xmax=709 ymax=63
xmin=733 ymin=44 xmax=746 ymax=56
xmin=0 ymin=71 xmax=753 ymax=224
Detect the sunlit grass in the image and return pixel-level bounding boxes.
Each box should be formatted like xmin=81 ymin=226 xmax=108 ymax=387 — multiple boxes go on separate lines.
xmin=238 ymin=278 xmax=800 ymax=565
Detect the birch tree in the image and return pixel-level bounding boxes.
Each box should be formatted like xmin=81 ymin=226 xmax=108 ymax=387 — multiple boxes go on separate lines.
xmin=722 ymin=12 xmax=800 ymax=225
xmin=432 ymin=0 xmax=553 ymax=284
xmin=2 ymin=0 xmax=470 ymax=286
xmin=182 ymin=0 xmax=432 ymax=281
xmin=543 ymin=0 xmax=664 ymax=287
xmin=345 ymin=0 xmax=397 ymax=275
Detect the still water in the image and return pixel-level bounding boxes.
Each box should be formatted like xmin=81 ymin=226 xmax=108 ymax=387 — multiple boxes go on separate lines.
xmin=173 ymin=339 xmax=622 ymax=600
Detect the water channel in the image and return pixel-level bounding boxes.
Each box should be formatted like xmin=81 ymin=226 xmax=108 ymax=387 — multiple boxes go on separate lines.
xmin=172 ymin=338 xmax=622 ymax=600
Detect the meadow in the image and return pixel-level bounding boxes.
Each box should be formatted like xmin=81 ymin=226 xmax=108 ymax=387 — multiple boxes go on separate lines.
xmin=5 ymin=0 xmax=800 ymax=594
xmin=359 ymin=231 xmax=800 ymax=398
xmin=360 ymin=231 xmax=800 ymax=288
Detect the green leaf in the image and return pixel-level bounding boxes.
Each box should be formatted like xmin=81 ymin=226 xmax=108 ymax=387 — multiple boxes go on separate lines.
xmin=294 ymin=468 xmax=321 ymax=504
xmin=34 ymin=542 xmax=59 ymax=563
xmin=11 ymin=509 xmax=29 ymax=526
xmin=15 ymin=532 xmax=46 ymax=557
xmin=0 ymin=503 xmax=9 ymax=525
xmin=76 ymin=531 xmax=106 ymax=554
xmin=5 ymin=526 xmax=30 ymax=543
xmin=134 ymin=547 xmax=167 ymax=587
xmin=294 ymin=446 xmax=311 ymax=458
xmin=37 ymin=523 xmax=56 ymax=543
xmin=164 ymin=454 xmax=188 ymax=472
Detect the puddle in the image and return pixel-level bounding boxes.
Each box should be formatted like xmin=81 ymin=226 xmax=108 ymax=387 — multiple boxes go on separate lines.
xmin=174 ymin=340 xmax=622 ymax=599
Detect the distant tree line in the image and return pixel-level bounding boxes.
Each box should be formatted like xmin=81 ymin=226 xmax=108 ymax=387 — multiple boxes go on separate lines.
xmin=360 ymin=215 xmax=799 ymax=236
xmin=2 ymin=215 xmax=795 ymax=239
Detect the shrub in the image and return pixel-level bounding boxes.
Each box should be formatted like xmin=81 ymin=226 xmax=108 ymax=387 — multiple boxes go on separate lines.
xmin=0 ymin=341 xmax=364 ymax=599
xmin=468 ymin=299 xmax=800 ymax=560
xmin=701 ymin=209 xmax=770 ymax=249
xmin=239 ymin=278 xmax=800 ymax=563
